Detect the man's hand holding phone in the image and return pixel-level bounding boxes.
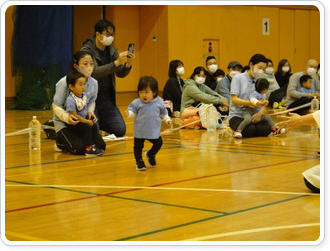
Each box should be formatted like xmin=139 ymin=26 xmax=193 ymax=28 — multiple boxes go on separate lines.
xmin=126 ymin=43 xmax=135 ymax=68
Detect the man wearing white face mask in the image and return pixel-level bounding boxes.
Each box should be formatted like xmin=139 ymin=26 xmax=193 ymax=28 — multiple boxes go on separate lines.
xmin=204 ymin=56 xmax=219 ymax=90
xmin=229 ymin=54 xmax=273 ymax=138
xmin=286 ymin=59 xmax=320 ymax=115
xmin=81 ymin=19 xmax=135 ymax=137
xmin=215 ymin=61 xmax=242 ymax=104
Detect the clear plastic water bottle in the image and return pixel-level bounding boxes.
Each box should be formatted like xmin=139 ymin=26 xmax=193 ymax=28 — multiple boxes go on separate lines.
xmin=207 ymin=104 xmax=218 ymax=132
xmin=311 ymin=96 xmax=319 ymax=111
xmin=29 ymin=116 xmax=41 ymax=150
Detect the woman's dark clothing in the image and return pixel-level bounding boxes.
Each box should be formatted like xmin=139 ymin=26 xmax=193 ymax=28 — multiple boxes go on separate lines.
xmin=163 ymin=77 xmax=184 ymax=112
xmin=275 ymin=72 xmax=292 ymax=88
xmin=56 ymin=126 xmax=106 ymax=155
xmin=229 ymin=117 xmax=272 ymax=138
xmin=269 ymin=72 xmax=293 ymax=107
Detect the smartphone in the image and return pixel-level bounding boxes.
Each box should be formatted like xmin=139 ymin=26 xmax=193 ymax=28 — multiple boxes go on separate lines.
xmin=128 ymin=43 xmax=134 ymax=53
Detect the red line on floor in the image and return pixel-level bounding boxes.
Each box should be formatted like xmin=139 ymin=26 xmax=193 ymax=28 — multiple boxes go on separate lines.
xmin=6 ymin=158 xmax=309 ymax=213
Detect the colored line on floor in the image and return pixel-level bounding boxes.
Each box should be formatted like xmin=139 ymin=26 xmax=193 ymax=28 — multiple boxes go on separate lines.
xmin=5 ymin=158 xmax=310 ymax=213
xmin=6 ymin=184 xmax=319 ymax=196
xmin=184 ymin=145 xmax=319 ymax=160
xmin=5 ymin=179 xmax=228 ymax=215
xmin=5 ymin=146 xmax=183 ymax=169
xmin=114 ymin=195 xmax=310 ymax=241
xmin=149 ymin=158 xmax=310 ymax=188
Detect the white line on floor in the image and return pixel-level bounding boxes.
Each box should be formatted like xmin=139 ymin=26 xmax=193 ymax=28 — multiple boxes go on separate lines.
xmin=182 ymin=223 xmax=320 ymax=241
xmin=5 ymin=184 xmax=319 ymax=196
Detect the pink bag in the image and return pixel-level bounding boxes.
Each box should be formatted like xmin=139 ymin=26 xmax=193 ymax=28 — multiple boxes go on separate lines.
xmin=180 ymin=107 xmax=202 ymax=129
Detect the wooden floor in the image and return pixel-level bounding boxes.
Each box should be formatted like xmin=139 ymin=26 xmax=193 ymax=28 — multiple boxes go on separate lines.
xmin=4 ymin=95 xmax=321 ymax=242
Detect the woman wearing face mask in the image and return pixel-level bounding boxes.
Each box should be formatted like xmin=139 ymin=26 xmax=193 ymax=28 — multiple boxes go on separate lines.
xmin=229 ymin=53 xmax=273 ymax=138
xmin=52 ymin=51 xmax=106 ymax=155
xmin=163 ymin=60 xmax=185 ymax=115
xmin=180 ymin=66 xmax=228 ymax=112
xmin=268 ymin=59 xmax=293 ymax=108
xmin=286 ymin=59 xmax=320 ymax=115
xmin=81 ymin=19 xmax=135 ymax=138
xmin=275 ymin=59 xmax=292 ymax=88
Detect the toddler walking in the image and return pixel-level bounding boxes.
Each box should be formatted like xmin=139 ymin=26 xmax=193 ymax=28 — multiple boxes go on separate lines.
xmin=127 ymin=76 xmax=172 ymax=171
xmin=65 ymin=70 xmax=104 ymax=155
xmin=233 ymin=78 xmax=285 ymax=138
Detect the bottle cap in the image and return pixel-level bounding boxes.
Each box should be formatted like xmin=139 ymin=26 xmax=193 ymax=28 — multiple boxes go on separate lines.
xmin=33 ymin=116 xmax=37 ymax=119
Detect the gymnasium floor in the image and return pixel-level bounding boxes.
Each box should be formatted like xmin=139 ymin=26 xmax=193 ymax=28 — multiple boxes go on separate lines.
xmin=4 ymin=95 xmax=321 ymax=242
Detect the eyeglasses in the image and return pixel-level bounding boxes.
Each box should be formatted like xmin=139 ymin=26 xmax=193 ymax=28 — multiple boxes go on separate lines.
xmin=102 ymin=32 xmax=114 ymax=37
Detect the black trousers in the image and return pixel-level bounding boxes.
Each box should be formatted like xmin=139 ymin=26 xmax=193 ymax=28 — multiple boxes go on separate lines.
xmin=229 ymin=116 xmax=272 ymax=138
xmin=287 ymin=96 xmax=313 ymax=115
xmin=56 ymin=125 xmax=106 ymax=155
xmin=95 ymin=100 xmax=126 ymax=137
xmin=134 ymin=137 xmax=163 ymax=163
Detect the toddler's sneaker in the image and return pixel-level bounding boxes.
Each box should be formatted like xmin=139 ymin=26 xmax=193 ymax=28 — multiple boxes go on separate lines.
xmin=85 ymin=145 xmax=104 ymax=156
xmin=145 ymin=151 xmax=157 ymax=167
xmin=272 ymin=127 xmax=286 ymax=136
xmin=54 ymin=143 xmax=63 ymax=152
xmin=233 ymin=130 xmax=242 ymax=138
xmin=136 ymin=159 xmax=147 ymax=171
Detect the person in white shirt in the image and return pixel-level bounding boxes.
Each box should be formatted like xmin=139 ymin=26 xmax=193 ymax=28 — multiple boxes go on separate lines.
xmin=276 ymin=111 xmax=320 ymax=193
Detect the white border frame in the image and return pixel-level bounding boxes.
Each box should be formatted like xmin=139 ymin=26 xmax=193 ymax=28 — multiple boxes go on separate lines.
xmin=1 ymin=0 xmax=325 ymax=248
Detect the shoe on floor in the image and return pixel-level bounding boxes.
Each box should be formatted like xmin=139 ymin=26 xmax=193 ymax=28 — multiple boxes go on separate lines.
xmin=136 ymin=159 xmax=147 ymax=171
xmin=145 ymin=151 xmax=156 ymax=167
xmin=272 ymin=128 xmax=286 ymax=136
xmin=54 ymin=143 xmax=63 ymax=152
xmin=233 ymin=131 xmax=242 ymax=138
xmin=85 ymin=145 xmax=104 ymax=156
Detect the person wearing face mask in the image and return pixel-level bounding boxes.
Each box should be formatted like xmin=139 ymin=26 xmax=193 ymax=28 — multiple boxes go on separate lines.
xmin=267 ymin=59 xmax=293 ymax=108
xmin=263 ymin=58 xmax=280 ymax=99
xmin=213 ymin=69 xmax=225 ymax=84
xmin=163 ymin=60 xmax=185 ymax=115
xmin=275 ymin=59 xmax=292 ymax=88
xmin=229 ymin=54 xmax=273 ymax=138
xmin=215 ymin=61 xmax=243 ymax=104
xmin=52 ymin=51 xmax=106 ymax=155
xmin=204 ymin=56 xmax=219 ymax=90
xmin=180 ymin=66 xmax=228 ymax=112
xmin=81 ymin=19 xmax=135 ymax=137
xmin=286 ymin=59 xmax=320 ymax=115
